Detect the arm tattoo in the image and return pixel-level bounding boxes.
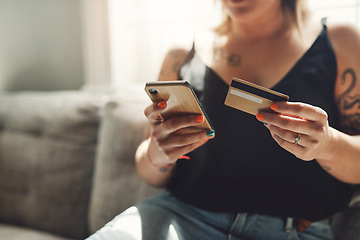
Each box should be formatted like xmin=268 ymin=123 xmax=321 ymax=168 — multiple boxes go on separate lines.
xmin=321 ymin=165 xmax=331 ymax=172
xmin=169 ymin=50 xmax=184 ymax=74
xmin=158 ymin=164 xmax=175 ymax=173
xmin=158 ymin=49 xmax=187 ymax=79
xmin=158 ymin=59 xmax=182 ymax=78
xmin=172 ymin=62 xmax=181 ymax=73
xmin=169 ymin=49 xmax=180 ymax=58
xmin=158 ymin=167 xmax=169 ymax=173
xmin=336 ymin=68 xmax=360 ymax=134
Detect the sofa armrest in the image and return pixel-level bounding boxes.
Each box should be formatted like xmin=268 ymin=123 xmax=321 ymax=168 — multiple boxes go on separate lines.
xmin=88 ymin=95 xmax=161 ymax=234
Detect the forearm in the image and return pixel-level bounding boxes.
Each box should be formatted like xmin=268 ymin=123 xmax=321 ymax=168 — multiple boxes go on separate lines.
xmin=135 ymin=139 xmax=175 ymax=188
xmin=317 ymin=127 xmax=360 ymax=184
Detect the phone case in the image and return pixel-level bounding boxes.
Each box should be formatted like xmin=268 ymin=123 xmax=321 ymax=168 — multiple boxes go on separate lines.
xmin=145 ymin=81 xmax=213 ymax=134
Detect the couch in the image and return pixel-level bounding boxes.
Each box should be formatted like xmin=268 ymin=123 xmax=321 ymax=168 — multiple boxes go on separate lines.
xmin=0 ymin=88 xmax=160 ymax=240
xmin=0 ymin=88 xmax=358 ymax=240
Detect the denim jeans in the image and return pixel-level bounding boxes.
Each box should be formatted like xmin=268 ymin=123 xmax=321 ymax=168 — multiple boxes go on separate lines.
xmin=87 ymin=192 xmax=334 ymax=240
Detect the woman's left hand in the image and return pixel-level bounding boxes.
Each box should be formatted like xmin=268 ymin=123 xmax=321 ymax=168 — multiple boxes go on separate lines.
xmin=256 ymin=102 xmax=333 ymax=161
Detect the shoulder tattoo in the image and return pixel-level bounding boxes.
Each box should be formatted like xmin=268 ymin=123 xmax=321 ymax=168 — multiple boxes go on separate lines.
xmin=159 ymin=49 xmax=188 ymax=79
xmin=336 ymin=68 xmax=360 ymax=134
xmin=169 ymin=50 xmax=183 ymax=73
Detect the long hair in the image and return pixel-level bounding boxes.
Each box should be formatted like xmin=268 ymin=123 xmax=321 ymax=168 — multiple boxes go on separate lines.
xmin=282 ymin=0 xmax=310 ymax=30
xmin=215 ymin=0 xmax=310 ymax=34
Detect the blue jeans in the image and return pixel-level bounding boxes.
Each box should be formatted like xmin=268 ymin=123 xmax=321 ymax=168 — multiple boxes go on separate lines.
xmin=87 ymin=192 xmax=334 ymax=240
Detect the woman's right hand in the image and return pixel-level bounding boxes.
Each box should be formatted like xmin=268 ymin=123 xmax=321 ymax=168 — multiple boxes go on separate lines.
xmin=144 ymin=100 xmax=215 ymax=167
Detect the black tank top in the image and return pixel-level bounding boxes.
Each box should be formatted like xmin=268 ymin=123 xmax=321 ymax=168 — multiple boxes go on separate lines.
xmin=167 ymin=20 xmax=352 ymax=222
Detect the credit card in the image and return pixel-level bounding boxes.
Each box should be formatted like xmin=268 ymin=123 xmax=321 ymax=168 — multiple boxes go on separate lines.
xmin=224 ymin=77 xmax=289 ymax=115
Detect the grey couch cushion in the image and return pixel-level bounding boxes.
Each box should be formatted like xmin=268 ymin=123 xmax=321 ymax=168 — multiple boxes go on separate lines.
xmin=0 ymin=223 xmax=72 ymax=240
xmin=0 ymin=92 xmax=103 ymax=143
xmin=88 ymin=92 xmax=161 ymax=234
xmin=331 ymin=186 xmax=360 ymax=240
xmin=0 ymin=91 xmax=104 ymax=239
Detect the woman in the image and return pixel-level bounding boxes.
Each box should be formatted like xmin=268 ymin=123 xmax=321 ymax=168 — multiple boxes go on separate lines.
xmin=89 ymin=0 xmax=360 ymax=239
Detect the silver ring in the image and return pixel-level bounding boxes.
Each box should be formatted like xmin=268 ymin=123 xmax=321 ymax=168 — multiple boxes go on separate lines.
xmin=294 ymin=133 xmax=301 ymax=145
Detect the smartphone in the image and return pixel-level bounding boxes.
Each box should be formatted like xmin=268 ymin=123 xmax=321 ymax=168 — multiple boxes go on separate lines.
xmin=145 ymin=81 xmax=214 ymax=134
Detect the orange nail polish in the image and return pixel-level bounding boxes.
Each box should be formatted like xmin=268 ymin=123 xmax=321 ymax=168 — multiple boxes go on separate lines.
xmin=270 ymin=103 xmax=278 ymax=111
xmin=256 ymin=113 xmax=264 ymax=121
xmin=179 ymin=155 xmax=190 ymax=160
xmin=195 ymin=115 xmax=204 ymax=123
xmin=157 ymin=101 xmax=166 ymax=109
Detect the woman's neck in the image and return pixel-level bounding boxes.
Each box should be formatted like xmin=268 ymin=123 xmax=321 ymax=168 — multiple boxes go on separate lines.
xmin=228 ymin=7 xmax=295 ymax=42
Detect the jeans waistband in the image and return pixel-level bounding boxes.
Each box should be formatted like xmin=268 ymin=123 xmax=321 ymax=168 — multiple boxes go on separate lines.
xmin=285 ymin=217 xmax=312 ymax=232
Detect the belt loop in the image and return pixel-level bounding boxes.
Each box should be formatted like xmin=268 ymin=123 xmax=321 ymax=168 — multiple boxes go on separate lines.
xmin=285 ymin=217 xmax=293 ymax=232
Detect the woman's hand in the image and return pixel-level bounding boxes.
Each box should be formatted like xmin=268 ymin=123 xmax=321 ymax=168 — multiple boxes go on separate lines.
xmin=256 ymin=102 xmax=334 ymax=161
xmin=144 ymin=100 xmax=215 ymax=167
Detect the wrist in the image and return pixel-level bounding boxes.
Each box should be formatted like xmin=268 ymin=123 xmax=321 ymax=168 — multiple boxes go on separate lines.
xmin=146 ymin=149 xmax=174 ymax=171
xmin=317 ymin=127 xmax=340 ymax=161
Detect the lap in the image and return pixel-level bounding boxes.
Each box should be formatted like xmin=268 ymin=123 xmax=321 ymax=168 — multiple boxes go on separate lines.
xmin=87 ymin=191 xmax=334 ymax=240
xmin=87 ymin=192 xmax=233 ymax=240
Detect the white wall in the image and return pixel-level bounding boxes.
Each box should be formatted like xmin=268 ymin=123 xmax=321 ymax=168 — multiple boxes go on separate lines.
xmin=0 ymin=0 xmax=84 ymax=91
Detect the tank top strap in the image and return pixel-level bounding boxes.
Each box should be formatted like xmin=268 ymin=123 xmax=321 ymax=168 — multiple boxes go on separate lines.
xmin=321 ymin=17 xmax=328 ymax=28
xmin=177 ymin=43 xmax=195 ymax=80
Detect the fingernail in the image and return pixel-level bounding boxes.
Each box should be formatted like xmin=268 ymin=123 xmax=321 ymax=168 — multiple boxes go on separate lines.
xmin=195 ymin=115 xmax=204 ymax=123
xmin=256 ymin=113 xmax=264 ymax=121
xmin=157 ymin=101 xmax=166 ymax=109
xmin=206 ymin=130 xmax=215 ymax=137
xmin=270 ymin=103 xmax=278 ymax=111
xmin=179 ymin=155 xmax=190 ymax=160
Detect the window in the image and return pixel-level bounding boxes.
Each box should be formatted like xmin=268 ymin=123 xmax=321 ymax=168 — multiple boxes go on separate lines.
xmin=308 ymin=0 xmax=360 ymax=24
xmin=107 ymin=0 xmax=221 ymax=87
xmin=100 ymin=1 xmax=360 ymax=87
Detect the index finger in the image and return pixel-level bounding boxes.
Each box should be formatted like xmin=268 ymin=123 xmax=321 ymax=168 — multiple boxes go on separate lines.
xmin=270 ymin=102 xmax=328 ymax=123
